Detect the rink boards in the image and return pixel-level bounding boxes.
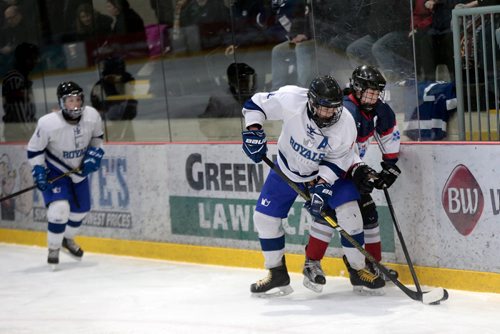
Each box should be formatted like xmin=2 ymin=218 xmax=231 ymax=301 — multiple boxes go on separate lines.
xmin=0 ymin=142 xmax=499 ymax=293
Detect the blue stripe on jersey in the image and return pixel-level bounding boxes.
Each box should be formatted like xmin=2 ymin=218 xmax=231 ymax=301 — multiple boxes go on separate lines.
xmin=319 ymin=160 xmax=346 ymax=178
xmin=341 ymin=231 xmax=364 ymax=248
xmin=243 ymin=99 xmax=267 ymax=118
xmin=27 ymin=149 xmax=45 ymax=159
xmin=279 ymin=151 xmax=319 ymax=178
xmin=259 ymin=235 xmax=285 ymax=251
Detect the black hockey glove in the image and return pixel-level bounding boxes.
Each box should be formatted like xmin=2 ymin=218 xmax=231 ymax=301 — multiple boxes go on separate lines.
xmin=351 ymin=163 xmax=377 ymax=194
xmin=374 ymin=161 xmax=401 ymax=189
xmin=305 ymin=182 xmax=333 ymax=220
xmin=242 ymin=129 xmax=267 ymax=163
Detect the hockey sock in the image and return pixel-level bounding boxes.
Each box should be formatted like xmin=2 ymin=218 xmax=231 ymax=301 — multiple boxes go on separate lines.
xmin=305 ymin=236 xmax=329 ymax=261
xmin=365 ymin=241 xmax=382 ymax=262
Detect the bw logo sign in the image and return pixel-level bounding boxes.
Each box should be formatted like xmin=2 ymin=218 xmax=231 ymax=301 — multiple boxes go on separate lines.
xmin=441 ymin=164 xmax=484 ymax=236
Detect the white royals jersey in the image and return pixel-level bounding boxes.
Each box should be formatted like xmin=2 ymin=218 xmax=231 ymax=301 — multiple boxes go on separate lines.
xmin=243 ymin=85 xmax=362 ymax=184
xmin=27 ymin=106 xmax=104 ymax=183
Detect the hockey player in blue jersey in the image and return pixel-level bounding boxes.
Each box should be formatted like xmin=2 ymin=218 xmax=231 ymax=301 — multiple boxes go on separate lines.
xmin=303 ymin=65 xmax=401 ymax=290
xmin=27 ymin=81 xmax=105 ymax=269
xmin=241 ymin=75 xmax=385 ymax=297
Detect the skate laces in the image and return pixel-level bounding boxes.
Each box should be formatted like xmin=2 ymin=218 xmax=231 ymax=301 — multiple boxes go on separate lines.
xmin=357 ymin=268 xmax=378 ymax=283
xmin=256 ymin=271 xmax=273 ymax=287
xmin=48 ymin=249 xmax=59 ymax=258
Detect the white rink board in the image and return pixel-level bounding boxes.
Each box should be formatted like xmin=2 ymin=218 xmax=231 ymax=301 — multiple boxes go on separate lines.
xmin=0 ymin=142 xmax=499 ymax=273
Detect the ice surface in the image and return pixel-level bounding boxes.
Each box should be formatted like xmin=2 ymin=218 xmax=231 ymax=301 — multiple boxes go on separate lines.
xmin=1 ymin=243 xmax=499 ymax=334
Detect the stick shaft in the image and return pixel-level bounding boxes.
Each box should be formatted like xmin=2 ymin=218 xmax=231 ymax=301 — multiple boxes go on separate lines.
xmin=383 ymin=187 xmax=423 ymax=293
xmin=0 ymin=168 xmax=79 ymax=202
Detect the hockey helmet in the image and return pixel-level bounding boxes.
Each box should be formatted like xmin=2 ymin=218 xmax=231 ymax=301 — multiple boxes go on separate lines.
xmin=227 ymin=62 xmax=256 ymax=99
xmin=307 ymin=75 xmax=343 ymax=128
xmin=350 ymin=65 xmax=386 ymax=111
xmin=57 ymin=81 xmax=84 ymax=120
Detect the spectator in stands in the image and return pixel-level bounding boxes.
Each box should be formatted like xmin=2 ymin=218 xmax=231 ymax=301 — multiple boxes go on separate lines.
xmin=224 ymin=0 xmax=269 ymax=56
xmin=412 ymin=0 xmax=435 ymax=81
xmin=171 ymin=0 xmax=230 ymax=53
xmin=0 ymin=5 xmax=38 ymax=56
xmin=311 ymin=0 xmax=370 ymax=85
xmin=149 ymin=0 xmax=174 ymax=27
xmin=1 ymin=42 xmax=39 ymax=141
xmin=345 ymin=0 xmax=413 ymax=82
xmin=270 ymin=0 xmax=315 ymax=90
xmin=105 ymin=0 xmax=148 ymax=58
xmin=425 ymin=0 xmax=467 ymax=82
xmin=74 ymin=3 xmax=112 ymax=41
xmin=91 ymin=56 xmax=138 ymax=141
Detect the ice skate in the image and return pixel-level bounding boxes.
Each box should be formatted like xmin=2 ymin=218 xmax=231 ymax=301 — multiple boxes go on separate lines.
xmin=366 ymin=261 xmax=399 ymax=282
xmin=47 ymin=248 xmax=60 ymax=271
xmin=302 ymin=258 xmax=326 ymax=293
xmin=62 ymin=238 xmax=84 ymax=260
xmin=343 ymin=256 xmax=385 ymax=296
xmin=250 ymin=257 xmax=293 ymax=298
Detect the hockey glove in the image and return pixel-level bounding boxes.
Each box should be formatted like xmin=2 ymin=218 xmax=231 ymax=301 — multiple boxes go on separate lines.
xmin=351 ymin=163 xmax=377 ymax=194
xmin=305 ymin=182 xmax=333 ymax=220
xmin=32 ymin=165 xmax=51 ymax=191
xmin=374 ymin=161 xmax=401 ymax=189
xmin=81 ymin=147 xmax=105 ymax=176
xmin=242 ymin=129 xmax=267 ymax=163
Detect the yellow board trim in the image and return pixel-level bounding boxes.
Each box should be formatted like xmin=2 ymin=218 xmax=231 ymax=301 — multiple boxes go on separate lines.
xmin=1 ymin=228 xmax=499 ymax=293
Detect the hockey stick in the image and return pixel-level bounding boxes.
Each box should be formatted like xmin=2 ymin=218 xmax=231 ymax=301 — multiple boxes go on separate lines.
xmin=383 ymin=188 xmax=423 ymax=294
xmin=262 ymin=156 xmax=448 ymax=304
xmin=0 ymin=168 xmax=80 ymax=202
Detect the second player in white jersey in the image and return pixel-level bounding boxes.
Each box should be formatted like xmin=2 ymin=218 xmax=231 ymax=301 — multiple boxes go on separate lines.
xmin=27 ymin=81 xmax=105 ymax=269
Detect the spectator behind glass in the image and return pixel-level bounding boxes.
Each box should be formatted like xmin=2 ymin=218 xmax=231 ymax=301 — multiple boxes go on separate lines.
xmin=411 ymin=0 xmax=434 ymax=81
xmin=75 ymin=3 xmax=113 ymax=41
xmin=345 ymin=0 xmax=413 ymax=82
xmin=149 ymin=0 xmax=174 ymax=26
xmin=425 ymin=0 xmax=467 ymax=82
xmin=105 ymin=0 xmax=148 ymax=58
xmin=2 ymin=42 xmax=39 ymax=141
xmin=224 ymin=0 xmax=269 ymax=56
xmin=90 ymin=56 xmax=138 ymax=141
xmin=0 ymin=5 xmax=38 ymax=57
xmin=199 ymin=62 xmax=257 ymax=118
xmin=270 ymin=0 xmax=315 ymax=90
xmin=171 ymin=0 xmax=230 ymax=53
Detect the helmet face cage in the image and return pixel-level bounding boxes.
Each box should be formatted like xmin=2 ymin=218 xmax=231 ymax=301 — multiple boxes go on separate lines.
xmin=308 ymin=76 xmax=343 ymax=128
xmin=350 ymin=65 xmax=386 ymax=111
xmin=57 ymin=82 xmax=84 ymax=119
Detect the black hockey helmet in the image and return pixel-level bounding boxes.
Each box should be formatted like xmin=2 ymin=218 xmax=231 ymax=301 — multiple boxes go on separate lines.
xmin=307 ymin=75 xmax=343 ymax=128
xmin=57 ymin=81 xmax=84 ymax=120
xmin=227 ymin=62 xmax=256 ymax=99
xmin=350 ymin=65 xmax=386 ymax=110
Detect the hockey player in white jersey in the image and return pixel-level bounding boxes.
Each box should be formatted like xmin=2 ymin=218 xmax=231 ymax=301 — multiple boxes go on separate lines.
xmin=241 ymin=75 xmax=385 ymax=297
xmin=27 ymin=81 xmax=105 ymax=269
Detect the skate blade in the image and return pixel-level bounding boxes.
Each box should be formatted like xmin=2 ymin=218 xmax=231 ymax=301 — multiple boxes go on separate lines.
xmin=49 ymin=263 xmax=58 ymax=271
xmin=303 ymin=277 xmax=324 ymax=293
xmin=252 ymin=285 xmax=293 ymax=298
xmin=352 ymin=285 xmax=386 ymax=296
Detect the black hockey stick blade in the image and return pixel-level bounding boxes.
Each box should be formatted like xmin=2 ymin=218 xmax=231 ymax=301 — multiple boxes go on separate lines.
xmin=261 ymin=156 xmax=448 ymax=304
xmin=0 ymin=168 xmax=80 ymax=202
